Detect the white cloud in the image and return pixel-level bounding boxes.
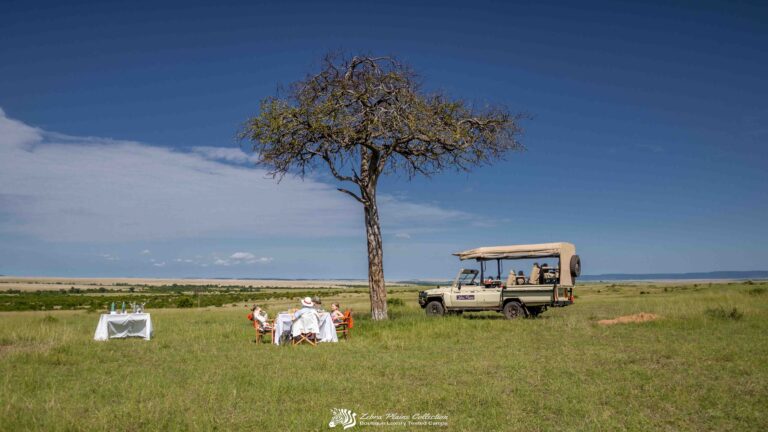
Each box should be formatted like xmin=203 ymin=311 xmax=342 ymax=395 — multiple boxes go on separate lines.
xmin=213 ymin=252 xmax=273 ymax=266
xmin=99 ymin=253 xmax=119 ymax=261
xmin=230 ymin=252 xmax=256 ymax=261
xmin=378 ymin=195 xmax=479 ymax=226
xmin=0 ymin=108 xmax=486 ymax=244
xmin=394 ymin=233 xmax=411 ymax=239
xmin=140 ymin=249 xmax=151 ymax=255
xmin=152 ymin=261 xmax=166 ymax=267
xmin=191 ymin=146 xmax=260 ymax=164
xmin=0 ymin=109 xmax=357 ymax=242
xmin=174 ymin=258 xmax=195 ymax=263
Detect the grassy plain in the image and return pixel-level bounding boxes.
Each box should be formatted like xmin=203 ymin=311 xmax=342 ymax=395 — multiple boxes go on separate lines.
xmin=1 ymin=281 xmax=767 ymax=431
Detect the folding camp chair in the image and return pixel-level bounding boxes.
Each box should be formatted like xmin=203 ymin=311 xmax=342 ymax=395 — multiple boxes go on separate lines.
xmin=335 ymin=310 xmax=354 ymax=340
xmin=291 ymin=313 xmax=319 ymax=346
xmin=255 ymin=318 xmax=274 ymax=344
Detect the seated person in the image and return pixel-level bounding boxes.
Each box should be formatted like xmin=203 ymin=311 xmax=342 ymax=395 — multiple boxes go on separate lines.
xmin=484 ymin=277 xmax=496 ymax=287
xmin=330 ymin=303 xmax=344 ymax=325
xmin=516 ymin=270 xmax=527 ymax=285
xmin=506 ymin=270 xmax=517 ymax=287
xmin=292 ymin=297 xmax=320 ymax=340
xmin=541 ymin=263 xmax=558 ymax=283
xmin=251 ymin=305 xmax=272 ymax=332
xmin=529 ymin=263 xmax=541 ymax=285
xmin=293 ymin=297 xmax=319 ymax=319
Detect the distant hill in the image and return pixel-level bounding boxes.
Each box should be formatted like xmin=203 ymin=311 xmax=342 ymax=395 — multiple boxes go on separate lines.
xmin=580 ymin=270 xmax=768 ymax=281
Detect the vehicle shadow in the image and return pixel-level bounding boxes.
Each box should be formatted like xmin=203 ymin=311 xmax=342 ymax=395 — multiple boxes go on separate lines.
xmin=462 ymin=315 xmax=504 ymax=320
xmin=462 ymin=314 xmax=550 ymax=320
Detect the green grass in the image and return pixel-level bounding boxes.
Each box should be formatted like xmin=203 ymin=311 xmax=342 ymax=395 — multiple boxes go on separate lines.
xmin=1 ymin=282 xmax=767 ymax=431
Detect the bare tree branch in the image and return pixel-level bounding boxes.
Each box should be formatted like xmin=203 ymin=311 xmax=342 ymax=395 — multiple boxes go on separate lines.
xmin=337 ymin=187 xmax=365 ymax=204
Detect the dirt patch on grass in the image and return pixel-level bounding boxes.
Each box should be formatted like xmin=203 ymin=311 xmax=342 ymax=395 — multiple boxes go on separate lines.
xmin=598 ymin=313 xmax=659 ymax=325
xmin=0 ymin=338 xmax=56 ymax=357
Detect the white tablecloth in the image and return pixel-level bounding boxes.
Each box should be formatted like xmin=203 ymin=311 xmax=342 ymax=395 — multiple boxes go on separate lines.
xmin=94 ymin=313 xmax=153 ymax=341
xmin=272 ymin=312 xmax=338 ymax=345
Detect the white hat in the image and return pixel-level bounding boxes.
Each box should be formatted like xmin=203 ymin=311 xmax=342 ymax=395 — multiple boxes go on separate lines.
xmin=301 ymin=297 xmax=314 ymax=307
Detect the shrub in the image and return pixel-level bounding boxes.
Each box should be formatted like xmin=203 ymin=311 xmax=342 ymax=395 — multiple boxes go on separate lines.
xmin=747 ymin=287 xmax=766 ymax=296
xmin=176 ymin=297 xmax=194 ymax=308
xmin=705 ymin=307 xmax=743 ymax=321
xmin=387 ymin=298 xmax=405 ymax=307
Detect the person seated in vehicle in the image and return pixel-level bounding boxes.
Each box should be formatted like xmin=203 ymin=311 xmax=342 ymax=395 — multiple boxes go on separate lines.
xmin=484 ymin=276 xmax=496 ymax=287
xmin=541 ymin=263 xmax=557 ymax=283
xmin=529 ymin=263 xmax=541 ymax=285
xmin=506 ymin=270 xmax=517 ymax=287
xmin=516 ymin=270 xmax=527 ymax=285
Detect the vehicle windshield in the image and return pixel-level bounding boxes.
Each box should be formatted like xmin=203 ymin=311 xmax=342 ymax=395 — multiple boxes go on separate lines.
xmin=458 ymin=270 xmax=478 ymax=286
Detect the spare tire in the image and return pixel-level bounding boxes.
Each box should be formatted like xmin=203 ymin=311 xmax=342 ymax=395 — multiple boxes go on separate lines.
xmin=570 ymin=255 xmax=581 ymax=277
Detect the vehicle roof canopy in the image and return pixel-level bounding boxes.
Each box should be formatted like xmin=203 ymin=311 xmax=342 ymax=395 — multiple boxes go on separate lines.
xmin=454 ymin=242 xmax=575 ymax=261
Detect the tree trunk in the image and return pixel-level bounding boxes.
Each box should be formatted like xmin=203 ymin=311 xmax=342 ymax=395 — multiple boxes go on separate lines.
xmin=363 ymin=189 xmax=387 ymax=320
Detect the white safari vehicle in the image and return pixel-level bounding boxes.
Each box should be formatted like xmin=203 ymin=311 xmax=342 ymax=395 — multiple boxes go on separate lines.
xmin=418 ymin=242 xmax=581 ymax=319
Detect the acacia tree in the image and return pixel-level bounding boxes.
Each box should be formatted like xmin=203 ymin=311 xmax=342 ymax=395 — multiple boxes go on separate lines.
xmin=241 ymin=54 xmax=525 ymax=320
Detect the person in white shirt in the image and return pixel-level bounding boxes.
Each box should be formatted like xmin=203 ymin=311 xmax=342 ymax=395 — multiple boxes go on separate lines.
xmin=292 ymin=297 xmax=320 ymax=341
xmin=293 ymin=297 xmax=319 ymax=319
xmin=252 ymin=305 xmax=271 ymax=332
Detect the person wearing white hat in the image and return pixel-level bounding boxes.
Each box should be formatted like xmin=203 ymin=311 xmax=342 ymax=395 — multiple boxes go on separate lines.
xmin=292 ymin=297 xmax=321 ymax=341
xmin=293 ymin=297 xmax=318 ymax=320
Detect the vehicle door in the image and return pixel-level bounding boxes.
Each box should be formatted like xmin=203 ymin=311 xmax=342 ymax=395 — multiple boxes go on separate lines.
xmin=449 ymin=270 xmax=482 ymax=308
xmin=474 ymin=285 xmax=503 ymax=307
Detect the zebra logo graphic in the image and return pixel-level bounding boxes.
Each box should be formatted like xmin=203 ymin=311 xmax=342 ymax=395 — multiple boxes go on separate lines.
xmin=328 ymin=408 xmax=357 ymax=429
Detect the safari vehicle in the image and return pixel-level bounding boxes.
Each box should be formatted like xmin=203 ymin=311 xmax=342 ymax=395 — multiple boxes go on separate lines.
xmin=418 ymin=242 xmax=581 ymax=319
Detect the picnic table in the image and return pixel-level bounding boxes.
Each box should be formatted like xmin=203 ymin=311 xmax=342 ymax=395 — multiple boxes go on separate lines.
xmin=272 ymin=312 xmax=338 ymax=345
xmin=94 ymin=313 xmax=153 ymax=341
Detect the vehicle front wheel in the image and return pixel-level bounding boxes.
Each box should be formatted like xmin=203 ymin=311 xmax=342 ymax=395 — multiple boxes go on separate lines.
xmin=425 ymin=301 xmax=445 ymax=317
xmin=503 ymin=301 xmax=525 ymax=319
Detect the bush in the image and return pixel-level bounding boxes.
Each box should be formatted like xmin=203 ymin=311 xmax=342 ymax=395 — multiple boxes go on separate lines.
xmin=176 ymin=297 xmax=194 ymax=308
xmin=387 ymin=297 xmax=405 ymax=307
xmin=747 ymin=287 xmax=766 ymax=296
xmin=705 ymin=307 xmax=743 ymax=321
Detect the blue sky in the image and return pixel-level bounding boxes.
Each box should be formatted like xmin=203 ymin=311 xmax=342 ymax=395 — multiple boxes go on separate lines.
xmin=0 ymin=0 xmax=766 ymax=279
